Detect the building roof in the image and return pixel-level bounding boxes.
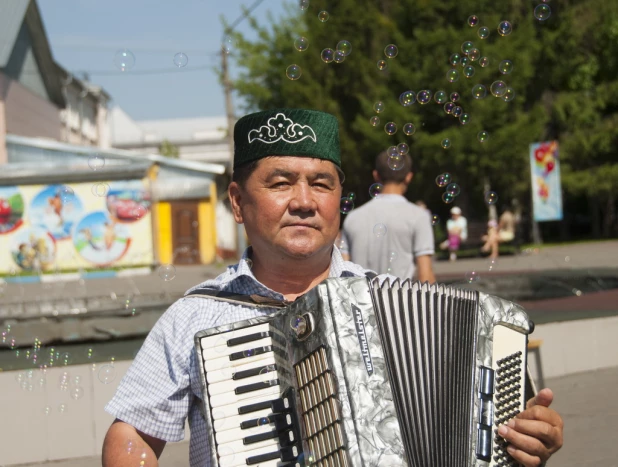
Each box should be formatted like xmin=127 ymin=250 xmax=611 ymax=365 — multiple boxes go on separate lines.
xmin=110 ymin=106 xmax=227 ymax=146
xmin=6 ymin=133 xmax=226 ymax=175
xmin=0 ymin=0 xmax=65 ymax=107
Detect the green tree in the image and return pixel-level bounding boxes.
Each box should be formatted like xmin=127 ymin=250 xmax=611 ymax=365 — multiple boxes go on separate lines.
xmin=159 ymin=139 xmax=180 ymax=158
xmin=228 ymin=0 xmax=618 ymax=237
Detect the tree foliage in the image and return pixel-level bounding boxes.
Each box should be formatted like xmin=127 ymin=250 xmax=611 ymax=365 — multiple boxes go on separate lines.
xmin=158 ymin=139 xmax=180 ymax=158
xmin=228 ymin=0 xmax=618 ymax=237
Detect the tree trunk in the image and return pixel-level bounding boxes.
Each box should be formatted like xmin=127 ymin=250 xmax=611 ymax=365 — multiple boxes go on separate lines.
xmin=602 ymin=193 xmax=615 ymax=238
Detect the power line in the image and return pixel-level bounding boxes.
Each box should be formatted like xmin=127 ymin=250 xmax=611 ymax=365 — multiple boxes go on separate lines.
xmin=224 ymin=0 xmax=266 ymax=37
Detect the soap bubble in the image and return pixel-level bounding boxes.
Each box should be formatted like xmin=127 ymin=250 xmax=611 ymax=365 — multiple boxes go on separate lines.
xmin=397 ymin=143 xmax=409 ymax=155
xmin=321 ymin=48 xmax=334 ymax=63
xmin=434 ymin=90 xmax=448 ymax=104
xmin=340 ymin=197 xmax=354 ymax=214
xmin=348 ymin=192 xmax=356 ymax=201
xmin=369 ymin=116 xmax=380 ymax=127
xmin=92 ymin=182 xmax=110 ymax=197
xmin=479 ymin=56 xmax=490 ymax=67
xmin=286 ymin=64 xmax=302 ymax=80
xmin=452 ymin=106 xmax=463 ymax=117
xmin=417 ymin=90 xmax=432 ymax=104
xmin=450 ymin=92 xmax=460 ymax=103
xmin=88 ymin=154 xmax=105 ymax=171
xmin=468 ymin=48 xmax=480 ymax=61
xmin=435 ymin=173 xmax=452 ymax=188
xmin=387 ymin=146 xmax=398 ymax=157
xmin=468 ymin=15 xmax=479 ymax=27
xmin=299 ymin=0 xmax=309 ymax=10
xmin=294 ymin=37 xmax=309 ymax=52
xmin=98 ymin=364 xmax=116 ymax=384
xmin=60 ymin=186 xmax=74 ymax=203
xmin=373 ymin=224 xmax=387 ymax=238
xmin=58 ymin=403 xmax=68 ymax=414
xmin=71 ymin=386 xmax=85 ymax=400
xmin=459 ymin=113 xmax=471 ymax=125
xmin=534 ymin=4 xmax=551 ymax=21
xmin=446 ymin=183 xmax=461 ymax=196
xmin=114 ymin=49 xmax=135 ymax=71
xmin=399 ymin=91 xmax=416 ymax=106
xmin=441 ymin=138 xmax=451 ymax=149
xmin=449 ymin=53 xmax=461 ymax=66
xmin=387 ymin=154 xmax=404 ymax=170
xmin=158 ymin=264 xmax=176 ymax=281
xmin=465 ymin=271 xmax=480 ymax=283
xmin=461 ymin=41 xmax=474 ymax=54
xmin=369 ymin=183 xmax=383 ymax=198
xmin=490 ymin=81 xmax=507 ymax=97
xmin=484 ymin=191 xmax=499 ymax=205
xmin=443 ymin=102 xmax=455 ymax=114
xmin=377 ymin=60 xmax=388 ymax=71
xmin=463 ymin=65 xmax=475 ymax=78
xmin=472 ymin=84 xmax=487 ymax=99
xmin=499 ymin=60 xmax=513 ymax=74
xmin=442 ymin=192 xmax=455 ymax=204
xmin=446 ymin=69 xmax=460 ymax=83
xmin=333 ymin=51 xmax=346 ymax=63
xmin=497 ymin=21 xmax=513 ymax=36
xmin=403 ymin=123 xmax=416 ymax=135
xmin=336 ymin=40 xmax=352 ymax=56
xmin=477 ymin=130 xmax=489 ymax=143
xmin=478 ymin=26 xmax=490 ymax=39
xmin=384 ymin=122 xmax=397 ymax=135
xmin=431 ymin=215 xmax=440 ymax=226
xmin=503 ymin=87 xmax=516 ymax=102
xmin=384 ymin=44 xmax=398 ymax=58
xmin=318 ymin=11 xmax=329 ymax=22
xmin=173 ymin=52 xmax=188 ymax=68
xmin=374 ymin=101 xmax=385 ymax=113
xmin=460 ymin=56 xmax=469 ymax=67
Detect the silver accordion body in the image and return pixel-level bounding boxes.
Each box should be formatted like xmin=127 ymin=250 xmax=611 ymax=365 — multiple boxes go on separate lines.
xmin=193 ymin=277 xmax=533 ymax=467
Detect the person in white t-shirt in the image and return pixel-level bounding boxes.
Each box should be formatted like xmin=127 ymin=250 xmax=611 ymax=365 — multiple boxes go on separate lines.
xmin=440 ymin=206 xmax=467 ymax=261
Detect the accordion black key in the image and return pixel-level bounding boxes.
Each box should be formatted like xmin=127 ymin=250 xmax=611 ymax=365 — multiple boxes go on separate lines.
xmin=193 ymin=277 xmax=534 ymax=467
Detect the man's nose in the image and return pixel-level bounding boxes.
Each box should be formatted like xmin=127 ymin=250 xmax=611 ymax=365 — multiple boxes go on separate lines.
xmin=289 ymin=184 xmax=317 ymax=212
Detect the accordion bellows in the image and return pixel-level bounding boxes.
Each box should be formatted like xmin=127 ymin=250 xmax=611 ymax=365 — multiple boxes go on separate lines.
xmin=194 ymin=277 xmax=533 ymax=467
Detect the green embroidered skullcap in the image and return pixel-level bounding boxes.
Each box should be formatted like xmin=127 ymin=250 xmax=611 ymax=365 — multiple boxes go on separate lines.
xmin=233 ymin=108 xmax=341 ymax=169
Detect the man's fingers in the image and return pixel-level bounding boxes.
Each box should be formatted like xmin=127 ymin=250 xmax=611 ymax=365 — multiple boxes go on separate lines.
xmin=505 ymin=445 xmax=543 ymax=467
xmin=498 ymin=424 xmax=550 ymax=462
xmin=516 ymin=404 xmax=564 ymax=433
xmin=507 ymin=418 xmax=562 ymax=447
xmin=526 ymin=387 xmax=554 ymax=410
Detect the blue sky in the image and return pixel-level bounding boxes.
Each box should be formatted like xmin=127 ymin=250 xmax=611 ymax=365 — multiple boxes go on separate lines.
xmin=38 ymin=0 xmax=288 ymax=121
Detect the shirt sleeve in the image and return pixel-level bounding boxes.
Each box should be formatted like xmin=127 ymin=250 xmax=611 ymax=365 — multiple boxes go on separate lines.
xmin=104 ymin=300 xmax=194 ymax=442
xmin=414 ymin=210 xmax=435 ymax=256
xmin=461 ymin=217 xmax=468 ymax=241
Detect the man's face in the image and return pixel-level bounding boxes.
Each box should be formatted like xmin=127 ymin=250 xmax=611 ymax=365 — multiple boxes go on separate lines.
xmin=229 ymin=156 xmax=342 ymax=260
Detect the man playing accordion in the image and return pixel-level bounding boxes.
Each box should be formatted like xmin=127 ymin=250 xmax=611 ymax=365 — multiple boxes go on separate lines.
xmin=102 ymin=109 xmax=563 ymax=467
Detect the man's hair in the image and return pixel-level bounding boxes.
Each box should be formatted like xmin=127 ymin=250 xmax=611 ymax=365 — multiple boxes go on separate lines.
xmin=232 ymin=157 xmax=346 ymax=187
xmin=375 ymin=150 xmax=413 ymax=183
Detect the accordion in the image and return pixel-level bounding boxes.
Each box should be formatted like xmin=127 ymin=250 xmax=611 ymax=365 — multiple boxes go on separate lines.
xmin=193 ymin=277 xmax=534 ymax=467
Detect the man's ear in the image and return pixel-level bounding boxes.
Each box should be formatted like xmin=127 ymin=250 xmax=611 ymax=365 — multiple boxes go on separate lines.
xmin=372 ymin=170 xmax=380 ymax=182
xmin=228 ymin=182 xmax=244 ymax=224
xmin=404 ymin=171 xmax=413 ymax=184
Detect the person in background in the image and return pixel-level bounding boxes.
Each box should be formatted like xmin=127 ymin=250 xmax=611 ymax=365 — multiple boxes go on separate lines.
xmin=440 ymin=206 xmax=468 ymax=261
xmin=481 ymin=206 xmax=516 ymax=259
xmin=340 ymin=150 xmax=436 ymax=283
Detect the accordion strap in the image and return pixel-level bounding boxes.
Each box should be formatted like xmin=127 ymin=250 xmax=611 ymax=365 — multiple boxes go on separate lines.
xmin=185 ymin=288 xmax=291 ymax=308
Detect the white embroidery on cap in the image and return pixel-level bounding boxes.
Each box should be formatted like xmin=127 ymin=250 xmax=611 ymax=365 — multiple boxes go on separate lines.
xmin=248 ymin=112 xmax=317 ymax=144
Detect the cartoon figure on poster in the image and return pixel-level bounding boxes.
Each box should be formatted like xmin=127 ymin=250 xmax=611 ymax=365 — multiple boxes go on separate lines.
xmin=105 ymin=180 xmax=151 ymax=224
xmin=29 ymin=185 xmax=84 ymax=240
xmin=530 ymin=141 xmax=563 ymax=222
xmin=73 ymin=211 xmax=131 ymax=265
xmin=0 ymin=186 xmax=25 ymax=234
xmin=10 ymin=227 xmax=56 ymax=271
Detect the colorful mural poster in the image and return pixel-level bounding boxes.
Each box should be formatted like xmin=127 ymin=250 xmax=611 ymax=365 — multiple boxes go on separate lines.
xmin=529 ymin=141 xmax=563 ymax=222
xmin=0 ymin=179 xmax=154 ymax=274
xmin=0 ymin=186 xmax=25 ymax=234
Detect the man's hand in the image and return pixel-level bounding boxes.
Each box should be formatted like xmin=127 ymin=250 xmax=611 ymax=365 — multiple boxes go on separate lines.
xmin=497 ymin=388 xmax=564 ymax=466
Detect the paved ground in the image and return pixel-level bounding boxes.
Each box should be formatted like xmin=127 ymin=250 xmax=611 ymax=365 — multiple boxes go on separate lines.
xmin=17 ymin=365 xmax=618 ymax=466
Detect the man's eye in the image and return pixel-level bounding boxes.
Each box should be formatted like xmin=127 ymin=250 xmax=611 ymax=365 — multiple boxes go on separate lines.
xmin=271 ymin=181 xmax=289 ymax=188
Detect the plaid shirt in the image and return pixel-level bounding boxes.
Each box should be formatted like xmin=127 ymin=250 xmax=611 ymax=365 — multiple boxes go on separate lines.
xmin=105 ymin=247 xmax=370 ymax=466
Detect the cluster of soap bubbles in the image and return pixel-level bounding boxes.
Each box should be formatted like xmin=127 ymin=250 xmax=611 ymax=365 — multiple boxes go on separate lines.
xmin=384 ymin=144 xmax=409 ymax=171
xmin=377 ymin=44 xmax=398 ymax=71
xmin=435 ymin=173 xmax=461 ymax=204
xmin=340 ymin=192 xmax=356 ymax=214
xmin=113 ymin=49 xmax=190 ymax=72
xmin=320 ymin=39 xmax=352 ymax=65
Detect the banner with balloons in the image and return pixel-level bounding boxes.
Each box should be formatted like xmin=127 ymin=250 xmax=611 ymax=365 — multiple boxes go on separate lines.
xmin=529 ymin=141 xmax=563 ymax=222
